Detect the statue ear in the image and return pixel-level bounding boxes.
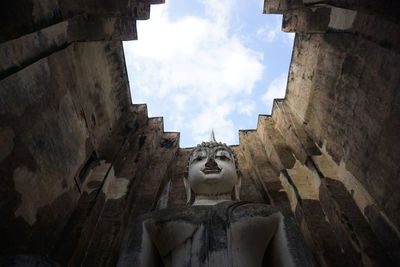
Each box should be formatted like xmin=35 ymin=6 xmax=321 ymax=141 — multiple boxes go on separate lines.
xmin=234 ymin=172 xmax=242 ymax=201
xmin=183 ymin=176 xmax=191 ymax=205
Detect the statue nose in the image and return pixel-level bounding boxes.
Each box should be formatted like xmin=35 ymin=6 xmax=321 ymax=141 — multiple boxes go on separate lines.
xmin=205 ymin=156 xmax=219 ymax=169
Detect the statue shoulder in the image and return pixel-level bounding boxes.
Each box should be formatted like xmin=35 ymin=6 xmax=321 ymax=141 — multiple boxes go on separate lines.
xmin=226 ymin=201 xmax=281 ymax=216
xmin=142 ymin=206 xmax=209 ymax=225
xmin=221 ymin=201 xmax=296 ymax=224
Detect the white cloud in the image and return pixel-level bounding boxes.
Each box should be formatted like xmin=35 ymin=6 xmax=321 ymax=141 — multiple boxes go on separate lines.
xmin=169 ymin=114 xmax=184 ymax=132
xmin=262 ymin=74 xmax=288 ymax=108
xmin=172 ymin=94 xmax=188 ymax=111
xmin=257 ymin=26 xmax=278 ymax=43
xmin=257 ymin=20 xmax=280 ymax=43
xmin=256 ymin=16 xmax=295 ymax=45
xmin=199 ymin=0 xmax=235 ymax=26
xmin=237 ymin=100 xmax=256 ymax=116
xmin=190 ymin=102 xmax=236 ymax=145
xmin=124 ymin=1 xmax=264 ymax=146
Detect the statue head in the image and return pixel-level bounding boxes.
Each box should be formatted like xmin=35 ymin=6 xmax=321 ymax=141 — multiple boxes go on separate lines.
xmin=184 ymin=135 xmax=241 ymax=205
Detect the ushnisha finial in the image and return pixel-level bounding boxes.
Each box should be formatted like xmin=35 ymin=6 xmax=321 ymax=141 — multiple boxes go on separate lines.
xmin=209 ymin=129 xmax=216 ymax=143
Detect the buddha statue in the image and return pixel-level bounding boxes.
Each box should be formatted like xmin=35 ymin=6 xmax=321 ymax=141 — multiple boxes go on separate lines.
xmin=118 ymin=135 xmax=315 ymax=267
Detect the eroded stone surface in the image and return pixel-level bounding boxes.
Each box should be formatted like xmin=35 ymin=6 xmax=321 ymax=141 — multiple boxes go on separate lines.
xmin=0 ymin=127 xmax=14 ymax=162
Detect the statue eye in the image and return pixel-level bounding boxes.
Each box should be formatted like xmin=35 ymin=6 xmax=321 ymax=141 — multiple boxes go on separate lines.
xmin=194 ymin=155 xmax=204 ymax=161
xmin=215 ymin=151 xmax=231 ymax=161
xmin=192 ymin=151 xmax=206 ymax=162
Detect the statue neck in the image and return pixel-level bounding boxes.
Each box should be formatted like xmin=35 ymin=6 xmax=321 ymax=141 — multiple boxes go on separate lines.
xmin=192 ymin=193 xmax=233 ymax=206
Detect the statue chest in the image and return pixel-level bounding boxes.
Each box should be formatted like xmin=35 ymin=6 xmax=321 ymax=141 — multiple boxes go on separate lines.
xmin=144 ymin=203 xmax=280 ymax=267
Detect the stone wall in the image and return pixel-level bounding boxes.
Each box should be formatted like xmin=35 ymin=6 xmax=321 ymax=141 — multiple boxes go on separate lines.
xmin=233 ymin=1 xmax=400 ymax=266
xmin=0 ymin=0 xmax=165 ymax=262
xmin=1 ymin=0 xmax=399 ymax=266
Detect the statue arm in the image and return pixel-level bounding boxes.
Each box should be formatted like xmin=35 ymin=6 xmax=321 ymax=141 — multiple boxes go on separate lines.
xmin=140 ymin=221 xmax=163 ymax=267
xmin=263 ymin=211 xmax=316 ymax=267
xmin=117 ymin=216 xmax=163 ymax=267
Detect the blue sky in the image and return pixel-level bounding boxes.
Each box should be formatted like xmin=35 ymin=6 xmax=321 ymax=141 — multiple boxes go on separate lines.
xmin=123 ymin=0 xmax=294 ymax=147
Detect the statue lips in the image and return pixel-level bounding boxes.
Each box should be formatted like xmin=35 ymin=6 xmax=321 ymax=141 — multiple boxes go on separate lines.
xmin=202 ymin=167 xmax=222 ymax=184
xmin=201 ymin=166 xmax=222 ymax=177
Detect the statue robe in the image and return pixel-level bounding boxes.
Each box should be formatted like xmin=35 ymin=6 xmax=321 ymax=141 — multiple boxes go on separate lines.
xmin=118 ymin=202 xmax=315 ymax=267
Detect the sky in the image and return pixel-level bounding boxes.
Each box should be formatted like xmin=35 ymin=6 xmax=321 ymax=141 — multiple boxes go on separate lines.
xmin=123 ymin=0 xmax=294 ymax=147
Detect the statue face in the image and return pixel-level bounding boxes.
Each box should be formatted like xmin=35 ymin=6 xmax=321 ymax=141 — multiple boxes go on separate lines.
xmin=188 ymin=145 xmax=238 ymax=196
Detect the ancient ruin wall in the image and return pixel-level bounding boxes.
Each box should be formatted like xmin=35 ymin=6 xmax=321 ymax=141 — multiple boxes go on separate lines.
xmin=1 ymin=1 xmax=400 ymax=266
xmin=0 ymin=0 xmax=165 ymax=259
xmin=233 ymin=1 xmax=400 ymax=266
